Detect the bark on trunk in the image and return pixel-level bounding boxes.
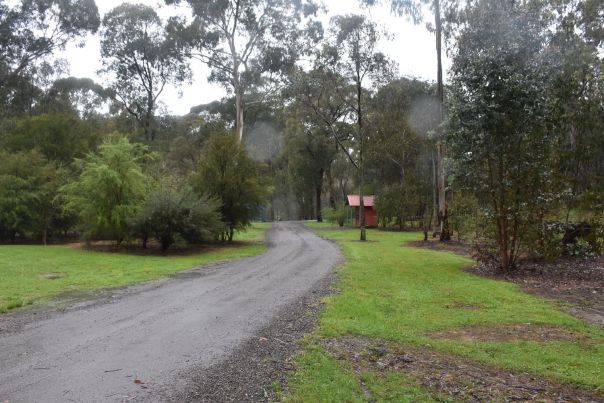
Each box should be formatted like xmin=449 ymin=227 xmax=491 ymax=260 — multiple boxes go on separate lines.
xmin=235 ymin=91 xmax=245 ymax=142
xmin=434 ymin=0 xmax=450 ymax=242
xmin=316 ymin=173 xmax=323 ymax=223
xmin=497 ymin=217 xmax=510 ymax=271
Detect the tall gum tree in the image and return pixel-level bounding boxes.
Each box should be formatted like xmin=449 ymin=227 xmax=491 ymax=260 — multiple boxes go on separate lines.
xmin=317 ymin=14 xmax=394 ymax=241
xmin=0 ymin=0 xmax=100 ymax=116
xmin=362 ymin=0 xmax=459 ymax=241
xmin=165 ymin=0 xmax=321 ymax=141
xmin=100 ymin=4 xmax=190 ymax=142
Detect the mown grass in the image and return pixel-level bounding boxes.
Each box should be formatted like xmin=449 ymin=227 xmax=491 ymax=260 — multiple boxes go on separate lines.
xmin=0 ymin=223 xmax=271 ymax=313
xmin=285 ymin=224 xmax=604 ymax=402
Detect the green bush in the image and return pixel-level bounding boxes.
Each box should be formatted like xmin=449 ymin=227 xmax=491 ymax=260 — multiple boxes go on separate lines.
xmin=449 ymin=194 xmax=478 ymax=242
xmin=322 ymin=202 xmax=347 ymax=227
xmin=61 ymin=135 xmax=148 ymax=245
xmin=135 ymin=184 xmax=223 ymax=251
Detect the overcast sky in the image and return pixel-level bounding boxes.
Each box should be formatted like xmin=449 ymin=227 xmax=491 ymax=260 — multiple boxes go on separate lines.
xmin=58 ymin=0 xmax=450 ymax=116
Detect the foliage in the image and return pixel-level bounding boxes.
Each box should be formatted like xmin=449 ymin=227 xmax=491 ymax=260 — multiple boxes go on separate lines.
xmin=0 ymin=113 xmax=100 ymax=163
xmin=448 ymin=192 xmax=478 ymax=242
xmin=322 ymin=202 xmax=347 ymax=227
xmin=283 ymin=118 xmax=336 ymax=221
xmin=0 ymin=0 xmax=100 ymax=116
xmin=0 ymin=150 xmax=65 ymax=242
xmin=61 ymin=136 xmax=149 ymax=244
xmin=375 ymin=184 xmax=419 ymax=229
xmin=136 ymin=182 xmax=223 ymax=251
xmin=447 ymin=0 xmax=561 ymax=270
xmin=192 ymin=132 xmax=267 ymax=241
xmin=100 ymin=3 xmax=190 ymax=141
xmin=166 ymin=0 xmax=320 ymax=139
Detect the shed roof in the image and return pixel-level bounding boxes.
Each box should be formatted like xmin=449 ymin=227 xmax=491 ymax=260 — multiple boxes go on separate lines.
xmin=346 ymin=195 xmax=375 ymax=207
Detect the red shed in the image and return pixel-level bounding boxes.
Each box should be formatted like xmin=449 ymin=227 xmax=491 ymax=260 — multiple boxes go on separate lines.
xmin=346 ymin=195 xmax=378 ymax=227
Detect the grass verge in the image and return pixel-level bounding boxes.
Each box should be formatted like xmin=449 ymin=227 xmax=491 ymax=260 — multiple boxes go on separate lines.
xmin=285 ymin=224 xmax=604 ymax=402
xmin=0 ymin=223 xmax=271 ymax=313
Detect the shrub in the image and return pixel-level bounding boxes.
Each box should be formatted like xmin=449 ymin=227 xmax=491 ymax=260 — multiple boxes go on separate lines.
xmin=322 ymin=202 xmax=347 ymax=227
xmin=61 ymin=136 xmax=148 ymax=245
xmin=136 ymin=185 xmax=223 ymax=251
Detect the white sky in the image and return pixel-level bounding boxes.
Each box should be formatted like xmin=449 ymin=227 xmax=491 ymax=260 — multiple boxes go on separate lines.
xmin=59 ymin=0 xmax=450 ymax=115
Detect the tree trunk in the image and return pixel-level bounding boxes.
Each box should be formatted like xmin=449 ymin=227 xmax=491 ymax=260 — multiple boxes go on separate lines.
xmin=356 ymin=73 xmax=366 ymax=241
xmin=316 ymin=170 xmax=324 ymax=222
xmin=431 ymin=149 xmax=439 ymax=237
xmin=235 ymin=90 xmax=245 ymax=142
xmin=434 ymin=0 xmax=450 ymax=242
xmin=497 ymin=217 xmax=510 ymax=271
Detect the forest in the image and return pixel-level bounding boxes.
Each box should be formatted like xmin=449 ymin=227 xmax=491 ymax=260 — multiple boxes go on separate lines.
xmin=0 ymin=0 xmax=602 ymax=271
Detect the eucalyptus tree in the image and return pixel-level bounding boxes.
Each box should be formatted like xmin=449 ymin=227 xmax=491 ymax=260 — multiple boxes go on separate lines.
xmin=362 ymin=0 xmax=459 ymax=241
xmin=324 ymin=14 xmax=394 ymax=241
xmin=164 ymin=0 xmax=321 ymax=141
xmin=100 ymin=4 xmax=190 ymax=142
xmin=0 ymin=0 xmax=100 ymax=116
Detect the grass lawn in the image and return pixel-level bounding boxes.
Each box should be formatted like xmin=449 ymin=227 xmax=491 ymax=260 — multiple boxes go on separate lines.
xmin=285 ymin=223 xmax=604 ymax=401
xmin=0 ymin=222 xmax=271 ymax=313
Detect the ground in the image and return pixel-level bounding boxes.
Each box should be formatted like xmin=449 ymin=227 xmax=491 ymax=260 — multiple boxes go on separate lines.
xmin=0 ymin=223 xmax=269 ymax=313
xmin=0 ymin=222 xmax=341 ymax=402
xmin=409 ymin=237 xmax=604 ymax=328
xmin=2 ymin=222 xmax=603 ymax=402
xmin=284 ymin=224 xmax=604 ymax=402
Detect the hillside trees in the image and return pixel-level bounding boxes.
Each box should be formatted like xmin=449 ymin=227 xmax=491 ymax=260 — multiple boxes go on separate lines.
xmin=100 ymin=3 xmax=190 ymax=142
xmin=282 ymin=15 xmax=395 ymax=235
xmin=547 ymin=0 xmax=604 ymax=220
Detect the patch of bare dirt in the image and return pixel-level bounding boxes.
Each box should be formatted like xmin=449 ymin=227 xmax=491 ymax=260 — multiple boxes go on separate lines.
xmin=431 ymin=323 xmax=587 ymax=343
xmin=407 ymin=239 xmax=473 ymax=257
xmin=38 ymin=272 xmax=65 ymax=280
xmin=470 ymin=256 xmax=604 ymax=328
xmin=444 ymin=301 xmax=484 ymax=310
xmin=322 ymin=336 xmax=603 ymax=402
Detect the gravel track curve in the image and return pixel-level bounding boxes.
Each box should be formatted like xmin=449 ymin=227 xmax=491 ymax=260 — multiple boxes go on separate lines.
xmin=0 ymin=221 xmax=341 ymax=402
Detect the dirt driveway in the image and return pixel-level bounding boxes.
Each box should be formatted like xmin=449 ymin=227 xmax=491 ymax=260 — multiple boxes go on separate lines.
xmin=0 ymin=221 xmax=341 ymax=402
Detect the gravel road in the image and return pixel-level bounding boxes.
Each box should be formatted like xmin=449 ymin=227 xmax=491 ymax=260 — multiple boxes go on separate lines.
xmin=0 ymin=221 xmax=342 ymax=402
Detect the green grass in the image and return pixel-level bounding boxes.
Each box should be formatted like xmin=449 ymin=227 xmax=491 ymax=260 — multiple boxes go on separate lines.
xmin=286 ymin=225 xmax=604 ymax=401
xmin=0 ymin=223 xmax=271 ymax=313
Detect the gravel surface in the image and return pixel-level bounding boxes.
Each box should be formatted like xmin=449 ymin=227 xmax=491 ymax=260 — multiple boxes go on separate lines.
xmin=0 ymin=221 xmax=342 ymax=402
